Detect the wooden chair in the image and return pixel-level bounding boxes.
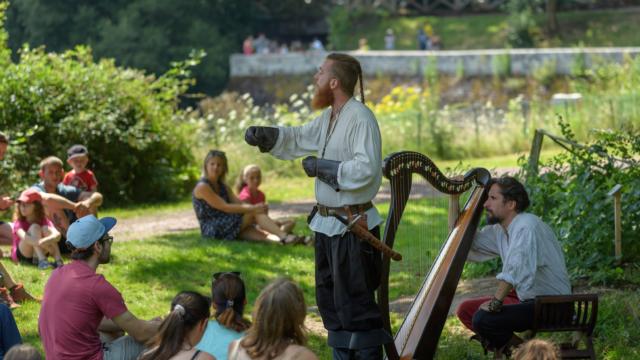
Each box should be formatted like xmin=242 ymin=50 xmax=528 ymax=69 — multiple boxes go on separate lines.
xmin=531 ymin=294 xmax=598 ymax=360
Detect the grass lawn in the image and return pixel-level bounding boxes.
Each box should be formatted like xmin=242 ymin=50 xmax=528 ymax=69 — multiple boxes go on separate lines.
xmin=338 ymin=8 xmax=640 ymax=51
xmin=4 ymin=186 xmax=639 ymax=358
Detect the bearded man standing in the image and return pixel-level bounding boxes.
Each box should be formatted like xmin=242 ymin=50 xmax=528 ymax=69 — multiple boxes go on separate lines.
xmin=245 ymin=53 xmax=391 ymax=359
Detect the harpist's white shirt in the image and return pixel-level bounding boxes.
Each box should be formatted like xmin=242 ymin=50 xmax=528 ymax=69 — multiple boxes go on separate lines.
xmin=468 ymin=213 xmax=571 ymax=301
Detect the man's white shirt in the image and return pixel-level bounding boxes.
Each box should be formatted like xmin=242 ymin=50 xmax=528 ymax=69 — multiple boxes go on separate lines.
xmin=270 ymin=97 xmax=383 ymax=236
xmin=468 ymin=213 xmax=571 ymax=301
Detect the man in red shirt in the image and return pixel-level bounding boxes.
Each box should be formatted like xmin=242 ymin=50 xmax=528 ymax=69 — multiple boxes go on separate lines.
xmin=38 ymin=215 xmax=159 ymax=360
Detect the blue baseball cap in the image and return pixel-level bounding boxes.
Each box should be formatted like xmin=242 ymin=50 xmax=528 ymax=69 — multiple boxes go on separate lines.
xmin=67 ymin=215 xmax=117 ymax=249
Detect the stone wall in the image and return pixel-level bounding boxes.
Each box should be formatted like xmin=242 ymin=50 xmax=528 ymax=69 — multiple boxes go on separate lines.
xmin=230 ymin=48 xmax=640 ymax=78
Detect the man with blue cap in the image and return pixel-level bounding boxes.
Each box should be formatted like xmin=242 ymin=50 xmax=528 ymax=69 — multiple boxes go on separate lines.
xmin=38 ymin=215 xmax=159 ymax=360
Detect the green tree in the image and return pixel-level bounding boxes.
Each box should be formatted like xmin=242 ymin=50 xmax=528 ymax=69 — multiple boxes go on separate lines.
xmin=0 ymin=1 xmax=201 ymax=204
xmin=6 ymin=0 xmax=329 ymax=96
xmin=0 ymin=1 xmax=8 ymax=66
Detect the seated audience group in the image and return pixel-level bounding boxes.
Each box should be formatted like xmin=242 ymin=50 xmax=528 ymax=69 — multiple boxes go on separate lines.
xmin=192 ymin=150 xmax=307 ymax=245
xmin=0 ymin=133 xmax=319 ymax=358
xmin=0 ymin=132 xmax=571 ymax=359
xmin=6 ymin=210 xmax=319 ymax=359
xmin=0 ymin=136 xmax=103 ymax=304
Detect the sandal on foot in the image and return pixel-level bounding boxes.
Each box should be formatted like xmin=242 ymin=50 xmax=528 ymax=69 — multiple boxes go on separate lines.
xmin=280 ymin=234 xmax=301 ymax=245
xmin=10 ymin=284 xmax=39 ymax=303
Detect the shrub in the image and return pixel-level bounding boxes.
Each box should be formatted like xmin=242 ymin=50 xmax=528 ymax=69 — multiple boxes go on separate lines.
xmin=524 ymin=120 xmax=640 ymax=285
xmin=0 ymin=6 xmax=199 ymax=205
xmin=505 ymin=0 xmax=543 ymax=48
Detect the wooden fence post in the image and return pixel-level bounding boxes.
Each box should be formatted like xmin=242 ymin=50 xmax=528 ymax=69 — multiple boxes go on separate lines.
xmin=528 ymin=129 xmax=545 ymax=175
xmin=607 ymin=184 xmax=623 ymax=263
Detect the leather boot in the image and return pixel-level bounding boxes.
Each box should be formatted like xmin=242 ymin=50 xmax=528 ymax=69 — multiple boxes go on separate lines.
xmin=0 ymin=287 xmax=20 ymax=309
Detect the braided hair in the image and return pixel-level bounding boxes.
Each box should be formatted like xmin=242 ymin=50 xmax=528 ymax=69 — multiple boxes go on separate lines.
xmin=326 ymin=53 xmax=365 ymax=104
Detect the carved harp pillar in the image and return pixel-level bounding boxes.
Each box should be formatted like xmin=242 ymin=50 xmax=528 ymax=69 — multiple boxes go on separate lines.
xmin=378 ymin=151 xmax=490 ymax=360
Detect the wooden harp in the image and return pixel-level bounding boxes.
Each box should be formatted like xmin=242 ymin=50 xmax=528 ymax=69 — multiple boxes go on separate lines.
xmin=378 ymin=151 xmax=490 ymax=360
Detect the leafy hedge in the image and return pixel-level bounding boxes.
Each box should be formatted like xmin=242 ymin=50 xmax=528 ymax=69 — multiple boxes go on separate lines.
xmin=525 ymin=121 xmax=640 ymax=285
xmin=0 ymin=5 xmax=198 ymax=205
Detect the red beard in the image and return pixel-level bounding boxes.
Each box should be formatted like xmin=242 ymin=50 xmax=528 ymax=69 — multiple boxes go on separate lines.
xmin=311 ymin=82 xmax=334 ymax=110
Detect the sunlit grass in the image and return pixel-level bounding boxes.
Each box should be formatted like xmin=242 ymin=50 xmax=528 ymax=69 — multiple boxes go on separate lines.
xmin=4 ymin=195 xmax=639 ymax=358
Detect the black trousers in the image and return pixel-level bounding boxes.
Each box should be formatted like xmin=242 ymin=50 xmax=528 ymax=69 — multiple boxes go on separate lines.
xmin=472 ymin=300 xmax=535 ymax=349
xmin=315 ymin=227 xmax=393 ymax=360
xmin=315 ymin=227 xmax=387 ymax=358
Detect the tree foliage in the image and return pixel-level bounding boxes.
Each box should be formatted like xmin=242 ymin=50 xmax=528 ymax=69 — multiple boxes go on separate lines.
xmin=0 ymin=1 xmax=8 ymax=66
xmin=0 ymin=3 xmax=200 ymax=205
xmin=5 ymin=0 xmax=328 ymax=96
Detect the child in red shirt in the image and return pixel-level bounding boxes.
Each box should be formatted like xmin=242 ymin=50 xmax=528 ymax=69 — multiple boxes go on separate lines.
xmin=235 ymin=164 xmax=295 ymax=234
xmin=63 ymin=144 xmax=98 ymax=192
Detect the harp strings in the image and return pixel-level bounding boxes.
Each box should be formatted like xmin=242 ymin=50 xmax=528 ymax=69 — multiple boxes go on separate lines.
xmin=388 ymin=153 xmax=451 ymax=324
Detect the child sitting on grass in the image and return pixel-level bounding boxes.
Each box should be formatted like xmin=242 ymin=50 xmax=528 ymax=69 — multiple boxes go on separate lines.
xmin=139 ymin=291 xmax=215 ymax=360
xmin=197 ymin=272 xmax=251 ymax=360
xmin=228 ymin=278 xmax=318 ymax=360
xmin=235 ymin=164 xmax=295 ymax=234
xmin=63 ymin=144 xmax=98 ymax=192
xmin=12 ymin=189 xmax=63 ymax=269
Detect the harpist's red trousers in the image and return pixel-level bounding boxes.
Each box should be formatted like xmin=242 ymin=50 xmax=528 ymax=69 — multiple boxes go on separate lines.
xmin=455 ymin=289 xmax=520 ymax=331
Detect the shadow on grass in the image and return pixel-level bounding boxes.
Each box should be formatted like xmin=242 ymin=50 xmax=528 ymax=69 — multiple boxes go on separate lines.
xmin=110 ymin=230 xmax=318 ymax=306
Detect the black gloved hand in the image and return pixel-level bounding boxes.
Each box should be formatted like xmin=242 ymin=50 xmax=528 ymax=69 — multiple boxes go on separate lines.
xmin=302 ymin=156 xmax=318 ymax=177
xmin=302 ymin=156 xmax=340 ymax=191
xmin=245 ymin=126 xmax=279 ymax=153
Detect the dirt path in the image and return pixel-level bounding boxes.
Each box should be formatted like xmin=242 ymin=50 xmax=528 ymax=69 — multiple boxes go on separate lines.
xmin=110 ymin=182 xmax=447 ymax=242
xmin=111 ymin=167 xmax=519 ymax=242
xmin=110 ymin=200 xmax=316 ymax=242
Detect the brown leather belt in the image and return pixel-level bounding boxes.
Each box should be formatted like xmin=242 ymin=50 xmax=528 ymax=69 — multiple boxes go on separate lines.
xmin=316 ymin=202 xmax=373 ymax=217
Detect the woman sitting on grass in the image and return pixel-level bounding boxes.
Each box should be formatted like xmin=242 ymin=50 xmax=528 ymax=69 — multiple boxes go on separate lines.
xmin=193 ymin=150 xmax=300 ymax=244
xmin=139 ymin=291 xmax=215 ymax=360
xmin=197 ymin=272 xmax=251 ymax=359
xmin=228 ymin=278 xmax=318 ymax=360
